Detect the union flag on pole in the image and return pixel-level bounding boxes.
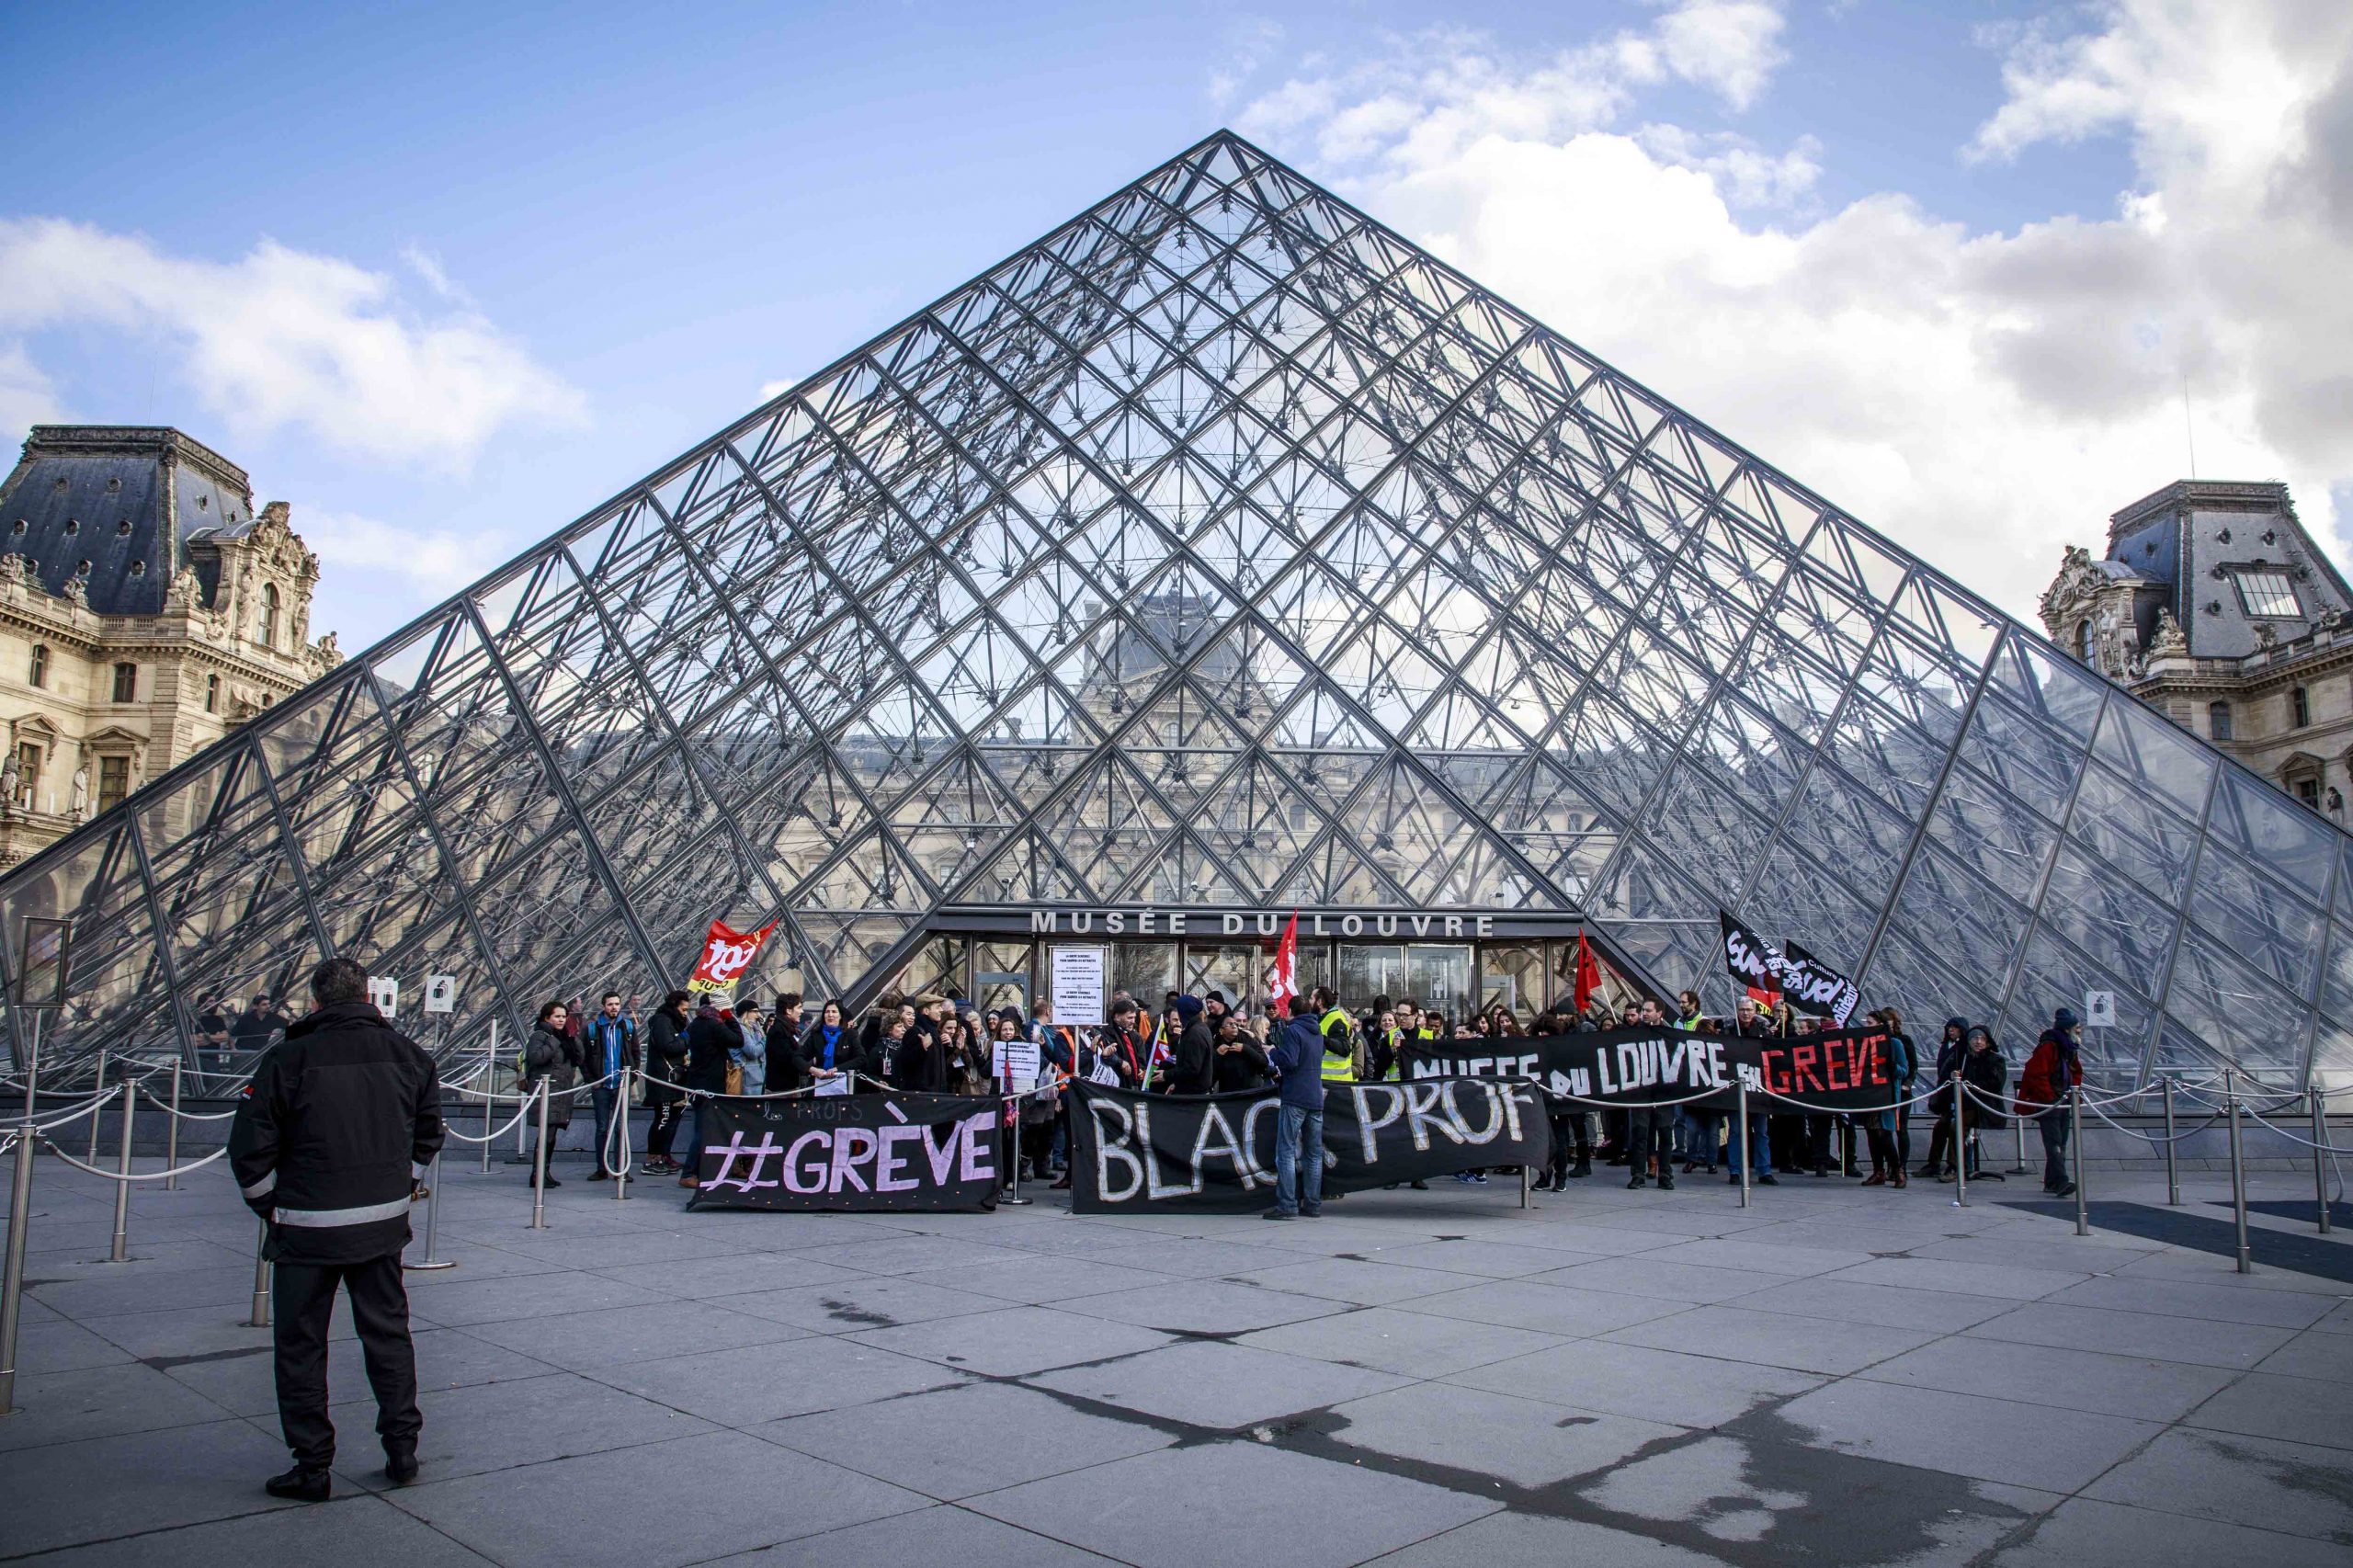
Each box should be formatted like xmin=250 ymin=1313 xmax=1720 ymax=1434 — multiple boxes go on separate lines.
xmin=688 ymin=917 xmax=777 ymax=994
xmin=1571 ymin=932 xmax=1603 ymax=1016
xmin=1266 ymin=912 xmax=1300 ymax=1014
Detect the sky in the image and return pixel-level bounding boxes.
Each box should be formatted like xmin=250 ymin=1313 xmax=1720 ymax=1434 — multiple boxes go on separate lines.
xmin=5 ymin=0 xmax=2351 ymax=655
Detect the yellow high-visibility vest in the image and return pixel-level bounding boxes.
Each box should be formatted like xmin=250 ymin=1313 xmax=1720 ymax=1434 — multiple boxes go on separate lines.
xmin=1319 ymin=1007 xmax=1355 ymax=1081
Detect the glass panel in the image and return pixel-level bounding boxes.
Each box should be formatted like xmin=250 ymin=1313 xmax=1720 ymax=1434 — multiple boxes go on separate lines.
xmin=2163 ymin=924 xmax=2312 ymax=1085
xmin=2091 ymin=697 xmax=2214 ymax=818
xmin=1998 ymin=924 xmax=2154 ymax=1091
xmin=1404 ymin=944 xmax=1474 ymax=1028
xmin=2186 ymin=841 xmax=2325 ymax=1001
xmin=1481 ymin=942 xmax=1547 ymax=1023
xmin=2065 ymin=759 xmax=2199 ymax=906
xmin=1185 ymin=944 xmax=1257 ymax=1007
xmin=1111 ymin=940 xmax=1177 ymax=1004
xmin=2207 ymin=771 xmax=2333 ymax=903
xmin=2037 ymin=842 xmax=2175 ymax=997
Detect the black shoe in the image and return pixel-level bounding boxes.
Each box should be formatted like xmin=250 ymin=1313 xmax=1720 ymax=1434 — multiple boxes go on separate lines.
xmin=1302 ymin=1207 xmax=1322 ymax=1218
xmin=1659 ymin=1176 xmax=1675 ymax=1191
xmin=588 ymin=1169 xmax=609 ymax=1181
xmin=266 ymin=1466 xmax=331 ymax=1502
xmin=2052 ymin=1182 xmax=2077 ymax=1199
xmin=1408 ymin=1179 xmax=1429 ymax=1190
xmin=1569 ymin=1158 xmax=1591 ymax=1179
xmin=1756 ymin=1174 xmax=1779 ymax=1186
xmin=528 ymin=1175 xmax=563 ymax=1188
xmin=385 ymin=1446 xmax=419 ymax=1485
xmin=1626 ymin=1175 xmax=1646 ymax=1189
xmin=1261 ymin=1208 xmax=1295 ymax=1221
xmin=1532 ymin=1176 xmax=1555 ymax=1192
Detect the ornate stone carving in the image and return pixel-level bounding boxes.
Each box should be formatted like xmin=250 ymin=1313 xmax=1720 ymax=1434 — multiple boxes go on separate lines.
xmin=2147 ymin=608 xmax=2189 ymax=658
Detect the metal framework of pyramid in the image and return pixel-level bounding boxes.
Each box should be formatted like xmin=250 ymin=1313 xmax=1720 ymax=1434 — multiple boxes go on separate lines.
xmin=5 ymin=131 xmax=2349 ymax=1091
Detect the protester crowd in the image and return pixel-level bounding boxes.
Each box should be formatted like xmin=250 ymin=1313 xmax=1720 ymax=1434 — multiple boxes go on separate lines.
xmin=508 ymin=979 xmax=2091 ymax=1211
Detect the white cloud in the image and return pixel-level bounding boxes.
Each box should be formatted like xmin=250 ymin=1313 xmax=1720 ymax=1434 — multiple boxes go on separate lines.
xmin=758 ymin=378 xmax=797 ymax=403
xmin=1646 ymin=0 xmax=1789 ymax=111
xmin=0 ymin=221 xmax=584 ymax=473
xmin=0 ymin=342 xmax=61 ymax=445
xmin=1234 ymin=2 xmax=2353 ymax=616
xmin=1209 ymin=17 xmax=1286 ymax=108
xmin=294 ymin=506 xmax=514 ymax=603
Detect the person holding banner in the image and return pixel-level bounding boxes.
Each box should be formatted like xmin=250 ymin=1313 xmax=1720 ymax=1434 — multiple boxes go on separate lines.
xmin=799 ymin=999 xmax=861 ymax=1096
xmin=1723 ymin=996 xmax=1779 ymax=1187
xmin=1263 ymin=996 xmax=1326 ymax=1220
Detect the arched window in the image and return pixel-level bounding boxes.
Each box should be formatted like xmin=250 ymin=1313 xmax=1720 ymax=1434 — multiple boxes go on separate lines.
xmin=2075 ymin=620 xmax=2094 ymax=663
xmin=2291 ymin=685 xmax=2311 ymax=728
xmin=2208 ymin=700 xmax=2234 ymax=742
xmin=258 ymin=584 xmax=280 ymax=651
xmin=28 ymin=643 xmax=46 ymax=688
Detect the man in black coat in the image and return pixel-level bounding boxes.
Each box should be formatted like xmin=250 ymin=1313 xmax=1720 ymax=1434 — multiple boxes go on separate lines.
xmin=642 ymin=991 xmax=691 ymax=1174
xmin=228 ymin=957 xmax=443 ymax=1502
xmin=677 ymin=997 xmax=737 ymax=1187
xmin=1167 ymin=994 xmax=1216 ymax=1094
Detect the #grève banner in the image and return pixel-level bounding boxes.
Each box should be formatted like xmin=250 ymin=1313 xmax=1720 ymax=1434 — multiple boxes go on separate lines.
xmin=1396 ymin=1025 xmax=1901 ymax=1115
xmin=685 ymin=1091 xmax=1003 ymax=1213
xmin=1069 ymin=1077 xmax=1552 ymax=1213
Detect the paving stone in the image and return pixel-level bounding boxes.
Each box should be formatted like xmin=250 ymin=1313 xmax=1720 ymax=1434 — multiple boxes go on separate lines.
xmin=1984 ymin=1496 xmax=2353 ymax=1567
xmin=1354 ymin=1236 xmax=1608 ymax=1278
xmin=713 ymin=1274 xmax=1008 ymax=1333
xmin=1528 ymin=1256 xmax=1786 ymax=1305
xmin=1965 ymin=1301 xmax=2296 ymax=1369
xmin=1065 ymin=1277 xmax=1352 ymax=1335
xmin=757 ymin=1381 xmax=1175 ymax=1499
xmin=844 ymin=1304 xmax=1174 ymax=1376
xmin=5 ymin=1314 xmax=137 ymax=1373
xmin=2255 ymin=1328 xmax=2353 ymax=1383
xmin=386 ymin=1428 xmax=928 ymax=1568
xmin=1824 ymin=1256 xmax=2090 ymax=1300
xmin=2041 ymin=1273 xmax=2342 ymax=1328
xmin=1239 ymin=1303 xmax=1562 ymax=1376
xmin=965 ymin=1439 xmax=1498 ymax=1568
xmin=2086 ymin=1426 xmax=2353 ymax=1543
xmin=17 ymin=1494 xmax=498 ymax=1567
xmin=1769 ymin=1380 xmax=2160 ymax=1492
xmin=334 ymin=1368 xmax=711 ymax=1487
xmin=1325 ymin=1380 xmax=1685 ymax=1487
xmin=388 ymin=1268 xmax=669 ymax=1327
xmin=1635 ymin=1237 xmax=1877 ymax=1277
xmin=1029 ymin=1339 xmax=1406 ymax=1430
xmin=164 ymin=1326 xmax=554 ymax=1416
xmin=1390 ymin=1278 xmax=1700 ymax=1337
xmin=0 ymin=1359 xmax=236 ymax=1450
xmin=892 ymin=1252 xmax=1183 ymax=1305
xmin=460 ymin=1301 xmax=808 ymax=1369
xmin=592 ymin=1335 xmax=965 ymax=1426
xmin=1859 ymin=1335 xmax=2236 ymax=1422
xmin=2184 ymin=1371 xmax=2353 ymax=1450
xmin=696 ymin=1505 xmax=1125 ymax=1567
xmin=1359 ymin=1509 xmax=1736 ymax=1567
xmin=1600 ymin=1303 xmax=1940 ymax=1376
xmin=0 ymin=1418 xmax=307 ymax=1556
xmin=1733 ymin=1275 xmax=2020 ymax=1332
xmin=1219 ymin=1255 xmax=1490 ymax=1305
xmin=1448 ymin=1339 xmax=1823 ymax=1429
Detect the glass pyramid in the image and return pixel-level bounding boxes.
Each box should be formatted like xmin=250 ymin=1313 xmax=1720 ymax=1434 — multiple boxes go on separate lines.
xmin=6 ymin=131 xmax=2348 ymax=1092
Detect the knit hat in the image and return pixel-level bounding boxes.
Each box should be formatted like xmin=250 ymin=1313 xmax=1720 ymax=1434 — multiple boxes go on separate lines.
xmin=1175 ymin=994 xmax=1204 ymax=1021
xmin=2052 ymin=1006 xmax=2080 ymax=1031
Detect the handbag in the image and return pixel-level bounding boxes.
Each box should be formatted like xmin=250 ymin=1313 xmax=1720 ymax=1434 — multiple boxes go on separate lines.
xmin=724 ymin=1061 xmax=745 ymax=1096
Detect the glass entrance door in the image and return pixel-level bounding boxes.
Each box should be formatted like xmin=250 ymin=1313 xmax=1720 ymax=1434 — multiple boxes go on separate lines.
xmin=1183 ymin=945 xmax=1256 ymax=1008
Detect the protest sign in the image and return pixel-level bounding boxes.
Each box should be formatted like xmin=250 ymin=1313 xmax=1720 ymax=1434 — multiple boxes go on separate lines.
xmin=685 ymin=1091 xmax=1001 ymax=1212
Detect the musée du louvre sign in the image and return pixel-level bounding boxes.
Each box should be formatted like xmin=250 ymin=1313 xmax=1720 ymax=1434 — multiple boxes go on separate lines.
xmin=927 ymin=905 xmax=1588 ymax=941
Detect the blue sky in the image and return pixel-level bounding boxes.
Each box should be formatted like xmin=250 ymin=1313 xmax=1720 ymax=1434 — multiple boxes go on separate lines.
xmin=3 ymin=1 xmax=2342 ymax=652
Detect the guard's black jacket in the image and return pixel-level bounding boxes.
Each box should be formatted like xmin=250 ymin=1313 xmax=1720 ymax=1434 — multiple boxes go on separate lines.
xmin=228 ymin=999 xmax=444 ymax=1266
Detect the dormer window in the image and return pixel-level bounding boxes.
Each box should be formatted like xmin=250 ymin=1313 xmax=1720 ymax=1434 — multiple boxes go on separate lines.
xmin=2075 ymin=620 xmax=2094 ymax=663
xmin=115 ymin=518 xmax=131 ymax=536
xmin=2234 ymin=570 xmax=2300 ymax=619
xmin=197 ymin=495 xmax=208 ymax=511
xmin=62 ymin=518 xmax=78 ymax=537
xmin=258 ymin=583 xmax=280 ymax=650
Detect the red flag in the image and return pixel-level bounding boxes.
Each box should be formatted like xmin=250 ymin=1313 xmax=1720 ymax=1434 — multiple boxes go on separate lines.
xmin=1572 ymin=932 xmax=1602 ymax=1015
xmin=1267 ymin=912 xmax=1300 ymax=1014
xmin=687 ymin=917 xmax=776 ymax=994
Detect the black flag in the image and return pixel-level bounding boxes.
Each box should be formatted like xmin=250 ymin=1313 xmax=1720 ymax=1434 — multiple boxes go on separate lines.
xmin=1782 ymin=939 xmax=1861 ymax=1026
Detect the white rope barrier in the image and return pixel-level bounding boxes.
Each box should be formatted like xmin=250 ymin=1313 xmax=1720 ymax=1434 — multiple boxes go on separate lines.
xmin=138 ymin=1087 xmax=237 ymax=1122
xmin=441 ymin=1085 xmax=547 ymax=1146
xmin=36 ymin=1139 xmax=229 ymax=1182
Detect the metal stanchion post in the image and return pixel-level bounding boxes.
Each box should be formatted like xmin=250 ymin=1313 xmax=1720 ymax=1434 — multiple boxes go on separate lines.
xmin=529 ymin=1085 xmax=549 ymax=1230
xmin=2162 ymin=1077 xmax=2179 ymax=1207
xmin=0 ymin=1123 xmax=37 ymax=1415
xmin=1952 ymin=1073 xmax=1969 ymax=1209
xmin=2226 ymin=1069 xmax=2251 ymax=1274
xmin=2009 ymin=1113 xmax=2029 ymax=1175
xmin=2070 ymin=1088 xmax=2088 ymax=1236
xmin=406 ymin=1151 xmax=456 ymax=1271
xmin=1519 ymin=1156 xmax=1529 ymax=1210
xmin=108 ymin=1083 xmax=134 ymax=1262
xmin=480 ymin=1022 xmax=494 ymax=1175
xmin=1736 ymin=1082 xmax=1752 ymax=1209
xmin=85 ymin=1052 xmax=106 ymax=1164
xmin=613 ymin=1069 xmax=631 ymax=1203
xmin=247 ymin=1214 xmax=272 ymax=1327
xmin=164 ymin=1061 xmax=183 ymax=1192
xmin=2313 ymin=1086 xmax=2331 ymax=1236
xmin=21 ymin=1011 xmax=38 ymax=1121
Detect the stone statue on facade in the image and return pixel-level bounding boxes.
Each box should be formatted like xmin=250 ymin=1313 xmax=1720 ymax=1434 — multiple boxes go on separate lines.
xmin=70 ymin=765 xmax=87 ymax=817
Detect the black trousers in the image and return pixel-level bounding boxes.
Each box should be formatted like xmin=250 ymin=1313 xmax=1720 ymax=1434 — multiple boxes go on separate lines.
xmin=645 ymin=1098 xmax=682 ymax=1163
xmin=1546 ymin=1110 xmax=1591 ymax=1181
xmin=1626 ymin=1107 xmax=1677 ymax=1176
xmin=275 ymin=1252 xmax=420 ymax=1470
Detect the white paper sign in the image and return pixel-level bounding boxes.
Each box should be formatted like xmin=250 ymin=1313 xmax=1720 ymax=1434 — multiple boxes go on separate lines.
xmin=999 ymin=1039 xmax=1042 ymax=1093
xmin=814 ymin=1074 xmax=852 ymax=1096
xmin=424 ymin=974 xmax=458 ymax=1015
xmin=1088 ymin=1059 xmax=1122 ymax=1086
xmin=2084 ymin=990 xmax=2116 ymax=1028
xmin=367 ymin=976 xmax=399 ymax=1017
xmin=1050 ymin=946 xmax=1106 ymax=1028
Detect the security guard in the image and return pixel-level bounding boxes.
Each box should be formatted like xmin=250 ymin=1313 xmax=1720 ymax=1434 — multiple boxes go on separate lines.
xmin=1314 ymin=985 xmax=1356 ymax=1084
xmin=230 ymin=956 xmax=443 ymax=1502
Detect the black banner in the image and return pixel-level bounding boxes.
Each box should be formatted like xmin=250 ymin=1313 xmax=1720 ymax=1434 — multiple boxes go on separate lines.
xmin=1782 ymin=939 xmax=1861 ymax=1026
xmin=685 ymin=1091 xmax=1003 ymax=1212
xmin=1720 ymin=910 xmax=1784 ymax=1003
xmin=1069 ymin=1078 xmax=1552 ymax=1213
xmin=1396 ymin=1025 xmax=1899 ymax=1114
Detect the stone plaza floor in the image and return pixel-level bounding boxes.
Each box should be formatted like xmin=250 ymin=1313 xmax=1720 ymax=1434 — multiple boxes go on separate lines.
xmin=4 ymin=1146 xmax=2351 ymax=1567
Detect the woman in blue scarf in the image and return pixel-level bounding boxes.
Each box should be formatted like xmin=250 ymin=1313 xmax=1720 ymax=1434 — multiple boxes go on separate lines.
xmin=801 ymin=998 xmax=861 ymax=1094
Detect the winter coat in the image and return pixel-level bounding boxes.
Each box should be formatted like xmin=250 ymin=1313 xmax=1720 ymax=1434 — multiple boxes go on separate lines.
xmin=2017 ymin=1029 xmax=2081 ymax=1114
xmin=522 ymin=1019 xmax=581 ymax=1129
xmin=1212 ymin=1037 xmax=1271 ymax=1093
xmin=766 ymin=1017 xmax=805 ymax=1092
xmin=682 ymin=1010 xmax=737 ymax=1093
xmin=1268 ymin=1015 xmax=1329 ymax=1109
xmin=1169 ymin=1017 xmax=1218 ymax=1095
xmin=580 ymin=1013 xmax=640 ymax=1084
xmin=734 ymin=1029 xmax=767 ymax=1096
xmin=644 ymin=1006 xmax=689 ymax=1105
xmin=800 ymin=1023 xmax=861 ymax=1088
xmin=228 ymin=999 xmax=443 ymax=1267
xmin=1961 ymin=1047 xmax=2009 ymax=1129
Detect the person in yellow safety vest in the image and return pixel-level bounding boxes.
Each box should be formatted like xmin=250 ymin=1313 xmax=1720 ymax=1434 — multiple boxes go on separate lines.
xmin=1314 ymin=986 xmax=1356 ymax=1082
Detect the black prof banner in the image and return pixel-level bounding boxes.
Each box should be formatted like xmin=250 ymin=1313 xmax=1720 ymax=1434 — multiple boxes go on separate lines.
xmin=1070 ymin=1078 xmax=1551 ymax=1213
xmin=1397 ymin=1026 xmax=1899 ymax=1115
xmin=685 ymin=1092 xmax=1002 ymax=1213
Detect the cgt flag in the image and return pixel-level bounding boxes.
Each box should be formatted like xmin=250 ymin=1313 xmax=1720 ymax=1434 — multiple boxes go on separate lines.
xmin=688 ymin=917 xmax=777 ymax=994
xmin=1267 ymin=912 xmax=1300 ymax=1014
